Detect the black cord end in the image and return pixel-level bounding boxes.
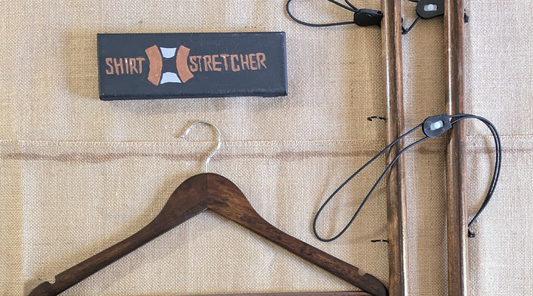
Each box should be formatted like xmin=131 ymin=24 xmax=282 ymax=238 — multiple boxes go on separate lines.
xmin=468 ymin=229 xmax=476 ymax=238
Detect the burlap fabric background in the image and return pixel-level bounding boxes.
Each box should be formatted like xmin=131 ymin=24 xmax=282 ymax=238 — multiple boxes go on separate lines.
xmin=0 ymin=0 xmax=530 ymax=295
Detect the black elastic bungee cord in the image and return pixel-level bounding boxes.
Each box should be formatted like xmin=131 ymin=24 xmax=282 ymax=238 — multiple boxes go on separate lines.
xmin=286 ymin=0 xmax=384 ymax=28
xmin=313 ymin=114 xmax=501 ymax=242
xmin=401 ymin=16 xmax=421 ymax=35
xmin=286 ymin=0 xmax=423 ymax=32
xmin=449 ymin=114 xmax=502 ymax=238
xmin=286 ymin=0 xmax=361 ymax=27
xmin=313 ymin=122 xmax=425 ymax=242
xmin=286 ymin=0 xmax=467 ymax=34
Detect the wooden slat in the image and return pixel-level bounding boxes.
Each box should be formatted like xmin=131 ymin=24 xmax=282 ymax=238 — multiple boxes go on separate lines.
xmin=444 ymin=0 xmax=468 ymax=295
xmin=381 ymin=0 xmax=408 ymax=295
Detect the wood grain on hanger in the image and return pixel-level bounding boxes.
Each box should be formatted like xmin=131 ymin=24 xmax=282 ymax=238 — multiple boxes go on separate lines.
xmin=187 ymin=292 xmax=371 ymax=296
xmin=28 ymin=174 xmax=387 ymax=296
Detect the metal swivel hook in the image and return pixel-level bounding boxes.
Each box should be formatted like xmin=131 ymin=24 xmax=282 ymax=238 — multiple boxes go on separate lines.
xmin=180 ymin=121 xmax=222 ymax=173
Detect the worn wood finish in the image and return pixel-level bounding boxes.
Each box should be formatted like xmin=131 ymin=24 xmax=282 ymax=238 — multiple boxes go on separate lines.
xmin=444 ymin=0 xmax=468 ymax=295
xmin=190 ymin=292 xmax=370 ymax=296
xmin=28 ymin=173 xmax=387 ymax=296
xmin=381 ymin=0 xmax=407 ymax=295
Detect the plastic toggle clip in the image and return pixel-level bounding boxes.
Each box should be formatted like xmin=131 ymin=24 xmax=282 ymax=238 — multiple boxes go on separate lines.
xmin=423 ymin=114 xmax=452 ymax=138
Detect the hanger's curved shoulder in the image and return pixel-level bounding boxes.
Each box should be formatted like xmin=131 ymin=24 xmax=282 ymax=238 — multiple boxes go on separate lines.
xmin=154 ymin=173 xmax=211 ymax=229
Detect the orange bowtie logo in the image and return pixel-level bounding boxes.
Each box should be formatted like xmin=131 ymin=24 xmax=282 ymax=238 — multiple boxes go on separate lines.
xmin=145 ymin=45 xmax=194 ymax=85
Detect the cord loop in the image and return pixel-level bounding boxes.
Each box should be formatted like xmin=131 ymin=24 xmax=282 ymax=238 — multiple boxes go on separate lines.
xmin=314 ymin=114 xmax=501 ymax=242
xmin=286 ymin=0 xmax=383 ymax=27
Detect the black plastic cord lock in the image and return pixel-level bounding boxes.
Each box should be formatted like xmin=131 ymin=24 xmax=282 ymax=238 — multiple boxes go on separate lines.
xmin=423 ymin=114 xmax=452 ymax=138
xmin=354 ymin=9 xmax=383 ymax=26
xmin=416 ymin=0 xmax=445 ymax=19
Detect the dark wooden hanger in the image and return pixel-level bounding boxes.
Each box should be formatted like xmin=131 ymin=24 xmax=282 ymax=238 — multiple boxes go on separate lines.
xmin=28 ymin=173 xmax=387 ymax=296
xmin=28 ymin=121 xmax=387 ymax=296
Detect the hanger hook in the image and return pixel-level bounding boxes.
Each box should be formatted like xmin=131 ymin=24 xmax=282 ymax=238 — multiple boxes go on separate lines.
xmin=179 ymin=121 xmax=222 ymax=173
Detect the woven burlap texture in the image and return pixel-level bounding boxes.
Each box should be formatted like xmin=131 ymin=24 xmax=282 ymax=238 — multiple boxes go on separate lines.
xmin=0 ymin=0 xmax=531 ymax=295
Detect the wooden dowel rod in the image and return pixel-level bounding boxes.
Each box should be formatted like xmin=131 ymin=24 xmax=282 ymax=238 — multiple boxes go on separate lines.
xmin=444 ymin=0 xmax=468 ymax=295
xmin=381 ymin=0 xmax=408 ymax=295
